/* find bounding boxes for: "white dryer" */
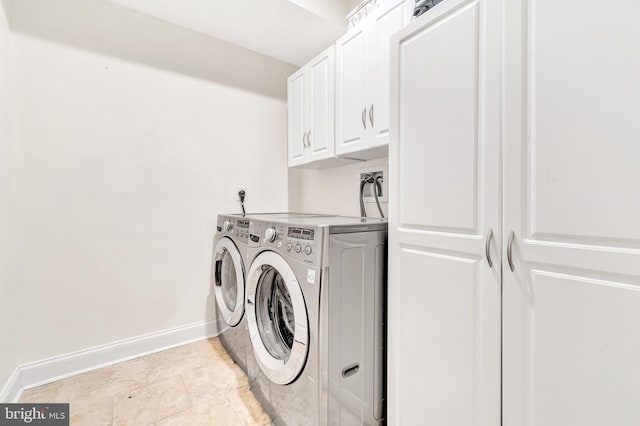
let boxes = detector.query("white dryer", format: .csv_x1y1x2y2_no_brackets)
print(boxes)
245,216,388,426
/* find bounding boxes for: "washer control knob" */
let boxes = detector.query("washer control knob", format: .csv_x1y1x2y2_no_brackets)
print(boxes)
286,243,292,251
223,220,233,232
304,245,312,255
264,227,278,243
295,244,302,253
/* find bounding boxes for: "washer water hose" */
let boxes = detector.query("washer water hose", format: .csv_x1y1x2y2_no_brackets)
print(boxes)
359,179,368,217
359,174,385,219
374,175,384,218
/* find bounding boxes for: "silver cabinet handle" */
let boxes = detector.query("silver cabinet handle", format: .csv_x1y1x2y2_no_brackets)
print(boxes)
485,228,494,268
362,107,367,129
302,131,307,148
304,131,311,148
369,104,374,127
507,230,515,272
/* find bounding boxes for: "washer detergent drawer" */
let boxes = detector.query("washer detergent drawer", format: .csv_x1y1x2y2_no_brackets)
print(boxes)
325,231,387,425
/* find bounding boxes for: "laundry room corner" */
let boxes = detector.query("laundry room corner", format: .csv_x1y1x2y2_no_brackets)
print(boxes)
0,0,19,399
288,157,389,217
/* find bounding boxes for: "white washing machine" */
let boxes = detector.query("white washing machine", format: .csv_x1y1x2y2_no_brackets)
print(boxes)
245,216,388,426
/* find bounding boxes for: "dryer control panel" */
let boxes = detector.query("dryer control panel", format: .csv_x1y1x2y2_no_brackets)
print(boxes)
216,215,250,243
249,221,321,265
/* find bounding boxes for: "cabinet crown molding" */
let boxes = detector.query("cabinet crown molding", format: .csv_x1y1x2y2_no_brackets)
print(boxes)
347,0,383,30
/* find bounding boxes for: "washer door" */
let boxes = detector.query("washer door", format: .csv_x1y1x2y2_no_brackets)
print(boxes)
246,251,309,385
213,237,245,327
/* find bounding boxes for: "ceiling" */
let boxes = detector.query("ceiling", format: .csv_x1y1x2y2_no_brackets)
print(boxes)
107,0,352,66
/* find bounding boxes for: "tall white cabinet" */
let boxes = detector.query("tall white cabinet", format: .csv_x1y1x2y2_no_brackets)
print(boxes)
502,0,640,425
389,0,640,425
388,0,501,424
335,0,410,159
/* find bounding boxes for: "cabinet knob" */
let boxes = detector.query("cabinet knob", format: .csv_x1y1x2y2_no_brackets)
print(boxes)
362,107,367,130
369,104,374,127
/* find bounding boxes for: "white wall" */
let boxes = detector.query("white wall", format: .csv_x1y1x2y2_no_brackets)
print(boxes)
289,157,388,217
0,0,17,390
347,0,365,12
8,0,296,366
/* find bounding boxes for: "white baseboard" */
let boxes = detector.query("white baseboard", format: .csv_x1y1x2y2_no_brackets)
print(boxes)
0,367,22,403
0,319,220,402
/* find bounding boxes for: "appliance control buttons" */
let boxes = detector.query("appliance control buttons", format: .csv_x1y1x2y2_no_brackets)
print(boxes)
304,245,312,255
295,244,302,253
223,220,233,232
264,227,278,243
286,243,292,251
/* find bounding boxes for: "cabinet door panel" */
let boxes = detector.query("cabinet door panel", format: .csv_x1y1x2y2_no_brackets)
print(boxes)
307,46,335,162
395,247,481,425
396,1,478,232
336,27,367,155
503,1,640,425
369,0,407,148
388,0,501,425
287,69,307,166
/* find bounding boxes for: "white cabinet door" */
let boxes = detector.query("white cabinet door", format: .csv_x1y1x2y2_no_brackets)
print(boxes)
388,0,502,425
307,46,335,163
502,1,640,425
287,68,307,167
368,0,408,148
336,26,368,156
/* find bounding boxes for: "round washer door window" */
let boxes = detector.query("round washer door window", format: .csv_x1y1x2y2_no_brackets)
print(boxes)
246,250,309,385
213,237,245,327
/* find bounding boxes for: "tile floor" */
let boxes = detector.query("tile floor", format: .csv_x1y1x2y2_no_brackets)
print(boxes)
20,338,271,425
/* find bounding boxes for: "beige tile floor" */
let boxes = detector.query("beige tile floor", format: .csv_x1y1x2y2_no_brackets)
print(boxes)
20,338,271,426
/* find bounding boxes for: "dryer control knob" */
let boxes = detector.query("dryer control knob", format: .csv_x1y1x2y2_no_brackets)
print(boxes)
223,220,233,232
264,227,278,243
304,245,312,255
295,244,302,253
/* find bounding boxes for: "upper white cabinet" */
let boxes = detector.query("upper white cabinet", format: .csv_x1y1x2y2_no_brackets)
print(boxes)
287,46,337,167
336,0,410,159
